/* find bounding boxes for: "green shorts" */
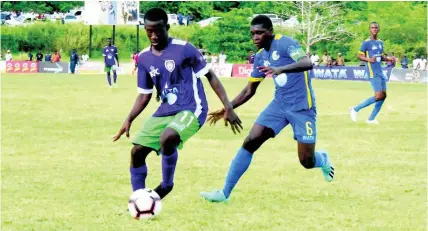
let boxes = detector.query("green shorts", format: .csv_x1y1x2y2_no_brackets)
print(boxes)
132,110,201,155
105,65,117,72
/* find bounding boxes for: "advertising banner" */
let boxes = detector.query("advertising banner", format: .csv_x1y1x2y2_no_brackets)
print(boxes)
389,68,428,83
309,66,392,81
210,63,233,78
231,64,253,78
6,61,38,73
38,62,69,74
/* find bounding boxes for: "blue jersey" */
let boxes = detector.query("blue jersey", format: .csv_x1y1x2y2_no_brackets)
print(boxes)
103,45,118,66
359,38,385,78
250,34,315,111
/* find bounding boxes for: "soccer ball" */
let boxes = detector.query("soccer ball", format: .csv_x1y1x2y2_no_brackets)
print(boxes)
128,188,162,220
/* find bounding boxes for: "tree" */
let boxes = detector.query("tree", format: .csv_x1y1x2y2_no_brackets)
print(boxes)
296,1,354,53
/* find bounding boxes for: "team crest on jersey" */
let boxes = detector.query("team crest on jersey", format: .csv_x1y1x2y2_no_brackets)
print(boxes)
164,60,175,72
272,51,280,60
372,45,378,50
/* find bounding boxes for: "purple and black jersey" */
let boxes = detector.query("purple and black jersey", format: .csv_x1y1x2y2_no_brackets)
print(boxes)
103,45,118,66
137,38,210,123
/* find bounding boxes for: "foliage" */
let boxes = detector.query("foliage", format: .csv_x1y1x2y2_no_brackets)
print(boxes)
0,1,83,13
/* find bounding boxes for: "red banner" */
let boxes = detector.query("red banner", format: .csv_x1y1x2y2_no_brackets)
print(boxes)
231,64,253,78
6,61,38,73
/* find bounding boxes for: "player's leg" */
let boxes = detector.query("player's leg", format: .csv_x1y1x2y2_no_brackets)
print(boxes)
288,108,334,182
130,144,153,191
105,66,112,87
112,68,118,87
367,77,387,123
349,78,378,122
201,100,287,202
154,110,203,199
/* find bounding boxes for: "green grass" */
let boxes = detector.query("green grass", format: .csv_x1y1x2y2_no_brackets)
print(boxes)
2,74,427,231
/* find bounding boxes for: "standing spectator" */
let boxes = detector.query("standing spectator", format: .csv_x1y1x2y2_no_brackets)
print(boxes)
247,50,255,64
5,50,12,61
412,55,421,70
178,13,184,25
27,51,34,61
131,51,139,75
210,53,218,63
186,14,191,26
337,53,345,66
36,49,43,62
69,49,79,74
52,50,61,62
400,55,408,69
310,53,319,66
322,51,331,66
420,56,427,70
45,51,52,62
219,50,227,64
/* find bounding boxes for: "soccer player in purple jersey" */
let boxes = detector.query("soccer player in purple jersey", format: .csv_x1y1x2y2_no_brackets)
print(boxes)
201,15,335,203
103,38,120,88
113,8,242,199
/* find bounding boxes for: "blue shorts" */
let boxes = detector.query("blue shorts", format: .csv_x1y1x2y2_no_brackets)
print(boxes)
370,75,387,92
255,100,317,144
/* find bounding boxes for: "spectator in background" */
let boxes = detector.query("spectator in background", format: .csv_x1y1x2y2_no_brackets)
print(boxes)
5,50,12,61
27,51,34,61
248,50,255,64
337,53,345,66
131,51,138,75
36,49,43,62
52,50,61,62
186,14,192,26
70,49,79,74
45,51,52,62
219,50,227,64
322,51,331,66
420,56,427,70
412,55,421,70
210,53,218,63
310,52,319,66
400,55,408,69
178,13,184,25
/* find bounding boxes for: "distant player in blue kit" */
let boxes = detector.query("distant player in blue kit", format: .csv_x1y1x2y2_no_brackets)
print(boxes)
350,22,393,124
103,38,120,88
112,8,242,199
200,15,335,202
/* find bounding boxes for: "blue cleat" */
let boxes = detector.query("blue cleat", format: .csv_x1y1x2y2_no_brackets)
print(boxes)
200,189,229,203
321,152,335,182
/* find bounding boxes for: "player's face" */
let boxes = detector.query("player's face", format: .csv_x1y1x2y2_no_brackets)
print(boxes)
250,24,272,49
370,24,379,36
144,20,169,50
107,39,112,46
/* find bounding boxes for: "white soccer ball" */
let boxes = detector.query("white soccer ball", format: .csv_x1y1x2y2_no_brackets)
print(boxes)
128,188,162,220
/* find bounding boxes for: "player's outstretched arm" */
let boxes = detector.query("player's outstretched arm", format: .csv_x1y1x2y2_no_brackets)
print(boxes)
205,69,243,134
113,93,152,141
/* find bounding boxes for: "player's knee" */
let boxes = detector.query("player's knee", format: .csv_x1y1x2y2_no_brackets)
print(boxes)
160,129,180,155
375,93,386,101
131,145,151,167
299,156,315,169
242,135,261,153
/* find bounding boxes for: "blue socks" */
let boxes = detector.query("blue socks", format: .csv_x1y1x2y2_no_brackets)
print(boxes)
130,165,148,191
107,73,112,86
222,148,253,198
314,151,327,168
113,72,117,83
368,100,384,120
161,150,178,188
354,96,376,112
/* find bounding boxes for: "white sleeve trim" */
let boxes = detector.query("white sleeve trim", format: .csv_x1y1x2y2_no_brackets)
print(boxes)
138,87,153,94
194,64,210,78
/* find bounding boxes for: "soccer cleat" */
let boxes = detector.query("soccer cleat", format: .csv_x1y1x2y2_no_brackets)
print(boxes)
113,83,118,88
349,107,358,122
108,85,113,89
200,189,229,203
154,183,174,199
321,153,335,182
366,119,379,125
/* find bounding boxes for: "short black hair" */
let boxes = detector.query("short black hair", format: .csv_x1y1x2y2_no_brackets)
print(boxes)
144,8,168,24
251,15,273,30
369,21,379,28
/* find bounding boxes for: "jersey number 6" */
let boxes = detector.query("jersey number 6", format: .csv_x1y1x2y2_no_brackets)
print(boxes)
305,121,313,136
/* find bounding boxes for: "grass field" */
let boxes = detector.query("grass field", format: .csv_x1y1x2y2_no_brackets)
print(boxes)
2,73,427,231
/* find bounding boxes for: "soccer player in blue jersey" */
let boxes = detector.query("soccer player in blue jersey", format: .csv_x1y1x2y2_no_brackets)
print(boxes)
350,22,393,124
103,38,120,88
200,15,335,203
112,8,242,199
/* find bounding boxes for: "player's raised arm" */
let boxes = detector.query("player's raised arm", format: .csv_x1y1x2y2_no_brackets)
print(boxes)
113,64,153,141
